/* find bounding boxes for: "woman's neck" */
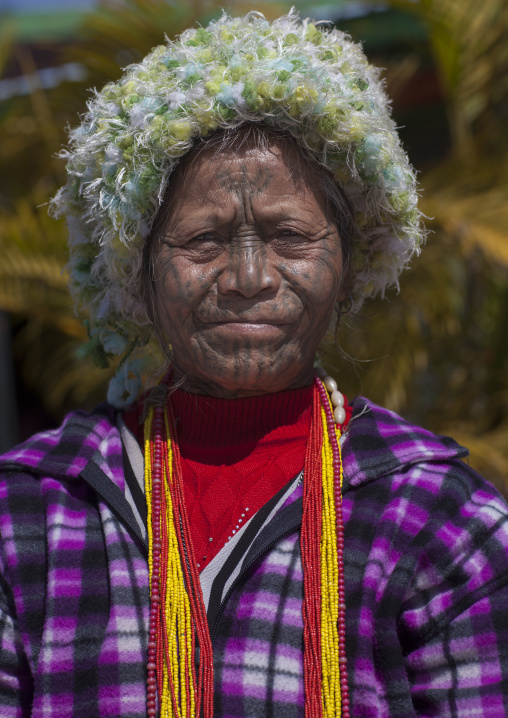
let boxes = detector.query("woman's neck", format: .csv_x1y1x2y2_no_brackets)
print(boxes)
170,385,314,457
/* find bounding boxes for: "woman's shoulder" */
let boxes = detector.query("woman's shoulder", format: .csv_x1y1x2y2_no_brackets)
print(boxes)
344,398,508,583
344,396,506,508
0,402,120,481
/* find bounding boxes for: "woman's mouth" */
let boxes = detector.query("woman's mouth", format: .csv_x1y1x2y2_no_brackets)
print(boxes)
202,319,290,338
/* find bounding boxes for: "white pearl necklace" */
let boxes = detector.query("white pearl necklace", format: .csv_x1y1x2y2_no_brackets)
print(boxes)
315,368,347,425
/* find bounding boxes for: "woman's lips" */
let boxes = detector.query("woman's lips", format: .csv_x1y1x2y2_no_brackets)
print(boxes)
204,320,288,337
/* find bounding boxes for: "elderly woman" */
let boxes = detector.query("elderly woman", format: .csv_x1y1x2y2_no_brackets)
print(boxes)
1,11,508,718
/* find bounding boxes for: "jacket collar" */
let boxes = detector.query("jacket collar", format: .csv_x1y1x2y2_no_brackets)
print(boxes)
0,398,468,494
343,397,469,490
0,403,125,490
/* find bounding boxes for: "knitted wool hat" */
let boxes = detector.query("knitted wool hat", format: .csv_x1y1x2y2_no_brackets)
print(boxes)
51,10,424,408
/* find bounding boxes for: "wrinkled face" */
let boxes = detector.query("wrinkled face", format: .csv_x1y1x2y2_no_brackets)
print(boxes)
152,138,345,398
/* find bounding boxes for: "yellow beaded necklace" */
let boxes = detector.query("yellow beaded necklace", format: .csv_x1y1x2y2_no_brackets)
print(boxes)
143,374,349,717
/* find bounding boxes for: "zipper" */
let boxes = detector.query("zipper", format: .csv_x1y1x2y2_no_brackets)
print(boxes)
84,457,351,641
209,526,299,643
209,482,352,645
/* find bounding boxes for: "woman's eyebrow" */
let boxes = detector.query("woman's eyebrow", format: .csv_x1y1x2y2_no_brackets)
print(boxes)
166,205,320,235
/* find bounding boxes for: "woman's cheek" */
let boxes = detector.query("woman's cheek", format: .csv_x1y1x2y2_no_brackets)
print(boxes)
286,254,341,307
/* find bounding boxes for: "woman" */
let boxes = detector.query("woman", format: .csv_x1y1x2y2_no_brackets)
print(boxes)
1,11,508,718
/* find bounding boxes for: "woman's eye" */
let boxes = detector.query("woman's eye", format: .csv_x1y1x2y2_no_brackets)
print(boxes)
192,232,216,242
277,229,305,241
186,232,223,248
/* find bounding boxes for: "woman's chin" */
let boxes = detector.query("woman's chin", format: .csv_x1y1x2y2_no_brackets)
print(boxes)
175,354,313,398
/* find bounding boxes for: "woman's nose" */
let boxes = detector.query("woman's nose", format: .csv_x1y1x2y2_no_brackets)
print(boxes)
217,238,280,299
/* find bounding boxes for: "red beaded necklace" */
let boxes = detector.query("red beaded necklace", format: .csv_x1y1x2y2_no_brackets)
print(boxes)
144,373,350,717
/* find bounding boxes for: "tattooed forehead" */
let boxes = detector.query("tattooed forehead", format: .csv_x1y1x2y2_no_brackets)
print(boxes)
177,141,313,197
216,164,274,195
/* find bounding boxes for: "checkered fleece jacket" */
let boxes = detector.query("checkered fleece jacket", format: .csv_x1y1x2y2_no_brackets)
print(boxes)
1,398,508,716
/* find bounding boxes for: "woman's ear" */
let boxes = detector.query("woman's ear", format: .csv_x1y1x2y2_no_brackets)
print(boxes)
336,293,353,316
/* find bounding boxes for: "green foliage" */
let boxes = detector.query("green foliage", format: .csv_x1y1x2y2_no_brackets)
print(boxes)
0,199,111,412
386,0,508,151
65,0,289,88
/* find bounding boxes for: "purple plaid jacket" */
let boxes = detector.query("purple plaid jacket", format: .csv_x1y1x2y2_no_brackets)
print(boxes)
1,398,508,717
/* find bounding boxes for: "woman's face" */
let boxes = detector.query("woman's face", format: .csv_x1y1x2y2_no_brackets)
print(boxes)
152,137,345,397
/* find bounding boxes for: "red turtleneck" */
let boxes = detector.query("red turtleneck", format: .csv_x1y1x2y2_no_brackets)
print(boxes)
123,386,314,568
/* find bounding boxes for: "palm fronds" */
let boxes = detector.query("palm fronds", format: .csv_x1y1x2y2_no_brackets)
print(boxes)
0,201,68,312
0,200,111,411
386,0,508,150
421,157,508,265
66,0,289,86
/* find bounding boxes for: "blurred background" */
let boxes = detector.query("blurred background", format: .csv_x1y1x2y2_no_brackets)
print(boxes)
0,0,507,495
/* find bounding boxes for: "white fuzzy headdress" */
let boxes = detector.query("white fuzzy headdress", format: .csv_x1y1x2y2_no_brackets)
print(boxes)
51,10,424,407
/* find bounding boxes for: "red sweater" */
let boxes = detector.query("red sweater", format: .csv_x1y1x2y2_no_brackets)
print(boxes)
124,386,313,567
